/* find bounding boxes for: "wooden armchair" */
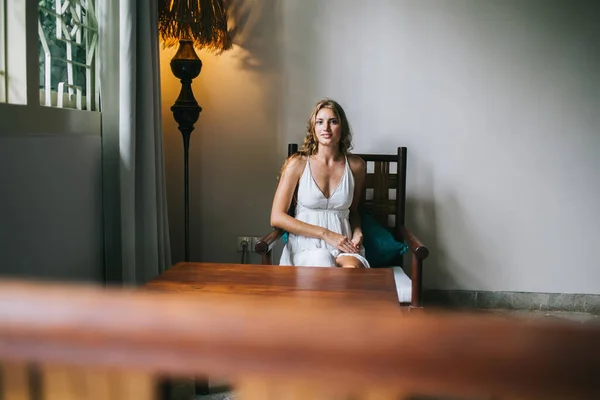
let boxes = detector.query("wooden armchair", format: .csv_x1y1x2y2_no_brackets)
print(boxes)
255,144,429,308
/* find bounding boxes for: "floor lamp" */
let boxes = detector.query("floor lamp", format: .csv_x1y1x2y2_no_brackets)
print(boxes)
158,1,231,395
158,0,232,262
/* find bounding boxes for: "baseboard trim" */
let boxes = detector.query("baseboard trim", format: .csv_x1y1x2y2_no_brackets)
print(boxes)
423,289,600,315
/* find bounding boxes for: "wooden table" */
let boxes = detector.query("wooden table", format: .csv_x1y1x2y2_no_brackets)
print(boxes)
144,262,400,306
145,262,401,397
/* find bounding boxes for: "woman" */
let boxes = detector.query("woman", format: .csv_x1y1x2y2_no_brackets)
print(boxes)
270,99,370,268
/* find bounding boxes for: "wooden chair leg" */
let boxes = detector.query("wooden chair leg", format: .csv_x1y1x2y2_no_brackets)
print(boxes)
411,254,423,308
261,250,273,265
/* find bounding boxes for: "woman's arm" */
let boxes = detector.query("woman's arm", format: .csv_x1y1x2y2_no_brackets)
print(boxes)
348,155,367,248
270,156,327,240
270,156,358,254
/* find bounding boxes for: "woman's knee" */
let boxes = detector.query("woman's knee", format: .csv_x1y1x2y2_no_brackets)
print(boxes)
336,255,366,269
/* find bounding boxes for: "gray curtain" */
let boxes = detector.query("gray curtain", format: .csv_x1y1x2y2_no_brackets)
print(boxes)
99,0,171,285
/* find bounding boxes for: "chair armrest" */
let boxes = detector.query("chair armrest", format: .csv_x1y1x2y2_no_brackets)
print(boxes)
401,226,429,260
255,228,284,255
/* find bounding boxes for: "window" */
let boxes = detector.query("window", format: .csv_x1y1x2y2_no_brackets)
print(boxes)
0,0,98,110
0,0,101,136
38,0,98,111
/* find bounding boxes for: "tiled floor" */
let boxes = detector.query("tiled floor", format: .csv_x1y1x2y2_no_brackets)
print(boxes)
195,309,599,400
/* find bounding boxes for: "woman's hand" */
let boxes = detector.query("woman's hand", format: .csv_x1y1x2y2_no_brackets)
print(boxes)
350,231,363,251
323,230,359,254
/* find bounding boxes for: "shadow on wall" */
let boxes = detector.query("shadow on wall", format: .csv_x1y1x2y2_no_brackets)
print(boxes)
404,167,486,291
227,0,282,73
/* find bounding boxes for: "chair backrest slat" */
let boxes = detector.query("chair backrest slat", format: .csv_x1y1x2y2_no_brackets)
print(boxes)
364,173,398,190
356,147,408,242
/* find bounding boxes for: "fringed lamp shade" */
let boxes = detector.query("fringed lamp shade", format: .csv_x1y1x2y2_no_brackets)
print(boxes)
158,0,232,52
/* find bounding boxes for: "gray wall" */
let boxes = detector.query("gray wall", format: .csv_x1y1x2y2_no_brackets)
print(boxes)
0,113,104,283
162,0,600,294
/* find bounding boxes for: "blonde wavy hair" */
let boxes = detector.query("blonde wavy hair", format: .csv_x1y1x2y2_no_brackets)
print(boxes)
279,99,354,179
297,98,353,156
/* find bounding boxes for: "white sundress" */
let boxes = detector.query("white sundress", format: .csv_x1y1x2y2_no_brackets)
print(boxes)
279,156,370,268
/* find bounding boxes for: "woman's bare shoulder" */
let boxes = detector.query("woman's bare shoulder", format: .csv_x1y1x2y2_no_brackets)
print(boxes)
281,154,308,178
347,154,366,173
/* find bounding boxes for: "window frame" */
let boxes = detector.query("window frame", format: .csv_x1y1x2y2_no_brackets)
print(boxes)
0,0,6,103
38,0,100,111
0,0,101,137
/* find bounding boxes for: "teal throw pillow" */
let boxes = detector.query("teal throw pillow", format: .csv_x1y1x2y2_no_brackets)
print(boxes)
360,210,408,267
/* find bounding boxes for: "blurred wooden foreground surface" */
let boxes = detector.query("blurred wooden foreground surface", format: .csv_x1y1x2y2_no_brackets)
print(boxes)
0,278,598,400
